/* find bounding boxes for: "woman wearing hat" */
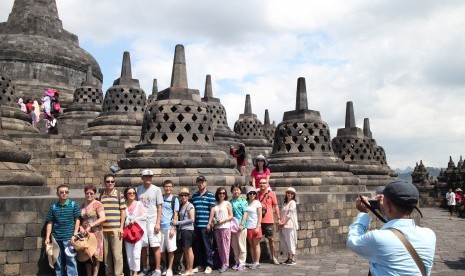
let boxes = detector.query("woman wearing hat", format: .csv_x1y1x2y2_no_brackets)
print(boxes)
278,187,299,265
251,154,270,188
123,187,147,276
79,185,106,276
172,188,195,276
245,186,262,270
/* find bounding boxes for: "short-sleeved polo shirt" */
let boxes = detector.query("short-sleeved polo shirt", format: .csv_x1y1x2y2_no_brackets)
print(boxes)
230,196,248,226
45,199,80,241
100,189,126,232
191,190,216,229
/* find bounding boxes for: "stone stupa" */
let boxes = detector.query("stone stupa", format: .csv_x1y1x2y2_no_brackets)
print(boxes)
116,45,242,187
331,102,395,188
59,66,103,136
262,109,276,146
0,0,102,105
201,74,239,149
268,77,360,188
0,104,44,186
233,94,272,158
0,72,38,134
147,79,158,105
82,52,146,137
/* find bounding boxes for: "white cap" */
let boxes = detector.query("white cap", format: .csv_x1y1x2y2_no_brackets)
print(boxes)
141,169,154,176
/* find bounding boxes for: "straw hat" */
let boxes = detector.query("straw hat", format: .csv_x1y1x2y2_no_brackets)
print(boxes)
455,188,463,192
73,233,97,262
285,187,299,203
46,236,59,268
179,187,190,196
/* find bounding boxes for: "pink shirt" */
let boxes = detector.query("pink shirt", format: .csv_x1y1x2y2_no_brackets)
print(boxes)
251,168,271,188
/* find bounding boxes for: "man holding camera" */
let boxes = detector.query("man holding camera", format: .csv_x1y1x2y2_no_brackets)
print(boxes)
347,180,436,275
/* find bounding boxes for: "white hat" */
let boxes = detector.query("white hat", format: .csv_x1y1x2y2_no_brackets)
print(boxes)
141,169,154,176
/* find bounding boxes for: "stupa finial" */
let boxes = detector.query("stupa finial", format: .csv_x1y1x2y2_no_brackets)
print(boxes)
170,44,188,88
152,79,158,95
264,109,271,125
244,94,252,115
296,77,308,110
345,101,356,128
363,118,372,138
121,51,132,80
204,75,213,98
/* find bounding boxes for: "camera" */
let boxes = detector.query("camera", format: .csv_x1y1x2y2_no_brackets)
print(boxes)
368,199,380,209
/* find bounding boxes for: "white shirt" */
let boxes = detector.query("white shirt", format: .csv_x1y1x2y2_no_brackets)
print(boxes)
246,200,262,229
446,191,456,206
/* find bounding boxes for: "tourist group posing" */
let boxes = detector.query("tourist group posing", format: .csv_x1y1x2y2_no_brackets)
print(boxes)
44,164,299,276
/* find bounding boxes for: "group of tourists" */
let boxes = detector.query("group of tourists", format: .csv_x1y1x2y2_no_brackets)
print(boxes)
445,187,464,218
17,88,61,133
45,169,299,276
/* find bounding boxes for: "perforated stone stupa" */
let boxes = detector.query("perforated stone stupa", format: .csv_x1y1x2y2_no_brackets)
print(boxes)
82,52,146,137
0,72,38,134
0,104,44,186
59,66,103,136
201,75,239,148
116,45,242,186
331,101,395,188
263,109,276,146
233,94,272,157
0,0,102,105
268,77,360,187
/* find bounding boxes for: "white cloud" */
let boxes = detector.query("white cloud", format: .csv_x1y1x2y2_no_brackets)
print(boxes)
2,0,465,170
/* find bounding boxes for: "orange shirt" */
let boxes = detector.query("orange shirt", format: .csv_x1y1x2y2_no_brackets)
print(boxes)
257,190,278,224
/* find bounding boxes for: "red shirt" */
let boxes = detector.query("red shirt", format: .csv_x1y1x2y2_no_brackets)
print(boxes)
257,190,277,224
251,168,271,188
230,148,246,166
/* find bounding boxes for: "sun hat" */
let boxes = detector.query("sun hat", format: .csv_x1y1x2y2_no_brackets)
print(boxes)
73,232,98,262
285,187,299,203
141,169,154,176
252,154,269,167
245,186,257,195
383,180,422,217
46,237,59,268
455,188,463,192
123,222,145,244
179,187,190,196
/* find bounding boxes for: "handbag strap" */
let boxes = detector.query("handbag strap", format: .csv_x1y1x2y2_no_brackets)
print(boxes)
389,228,426,276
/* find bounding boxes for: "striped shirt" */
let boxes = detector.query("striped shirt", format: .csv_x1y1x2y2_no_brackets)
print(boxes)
100,189,126,232
45,199,80,241
191,190,215,229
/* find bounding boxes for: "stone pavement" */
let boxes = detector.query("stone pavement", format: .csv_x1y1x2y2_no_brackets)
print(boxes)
211,207,465,276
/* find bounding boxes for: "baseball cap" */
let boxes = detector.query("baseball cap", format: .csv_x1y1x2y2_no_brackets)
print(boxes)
196,176,206,182
141,169,153,176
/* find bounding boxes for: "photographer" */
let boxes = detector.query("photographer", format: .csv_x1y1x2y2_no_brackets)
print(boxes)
347,180,436,276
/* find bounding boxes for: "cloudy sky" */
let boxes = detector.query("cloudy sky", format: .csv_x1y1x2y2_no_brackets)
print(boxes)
1,0,465,170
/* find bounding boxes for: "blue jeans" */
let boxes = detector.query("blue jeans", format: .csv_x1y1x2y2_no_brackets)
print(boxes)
193,228,213,268
54,240,78,276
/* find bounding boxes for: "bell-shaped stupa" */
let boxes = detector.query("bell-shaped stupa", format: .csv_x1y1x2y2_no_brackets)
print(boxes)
268,77,360,187
59,66,103,136
262,109,276,146
0,72,38,134
233,94,272,157
201,75,239,148
116,45,242,186
0,104,44,186
0,0,102,105
331,102,395,188
82,52,146,137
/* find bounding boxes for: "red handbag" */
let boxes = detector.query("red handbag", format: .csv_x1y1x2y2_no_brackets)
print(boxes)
123,222,144,243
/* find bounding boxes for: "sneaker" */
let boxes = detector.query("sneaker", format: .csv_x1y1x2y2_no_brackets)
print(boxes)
219,267,228,273
237,264,245,271
281,259,290,265
251,263,260,270
231,264,239,270
166,269,173,276
286,260,296,266
152,270,162,276
139,268,150,276
204,266,212,274
192,266,201,273
272,257,280,265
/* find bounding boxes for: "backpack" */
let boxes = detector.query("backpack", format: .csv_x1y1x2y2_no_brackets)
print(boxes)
164,195,179,220
51,200,76,212
53,101,61,112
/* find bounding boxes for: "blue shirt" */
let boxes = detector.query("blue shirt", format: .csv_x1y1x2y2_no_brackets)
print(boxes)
347,213,436,276
161,195,180,230
191,190,216,228
230,196,248,226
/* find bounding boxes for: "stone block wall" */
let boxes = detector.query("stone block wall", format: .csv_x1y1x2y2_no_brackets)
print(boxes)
11,134,139,188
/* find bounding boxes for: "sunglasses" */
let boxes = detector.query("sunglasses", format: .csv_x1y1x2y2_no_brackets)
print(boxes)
259,182,267,185
85,192,95,195
180,194,189,197
248,192,257,195
59,191,69,195
106,180,115,183
127,192,136,195
218,192,226,195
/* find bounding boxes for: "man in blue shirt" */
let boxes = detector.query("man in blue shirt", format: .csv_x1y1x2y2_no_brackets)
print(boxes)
45,184,80,276
190,176,216,274
160,180,179,276
347,180,436,275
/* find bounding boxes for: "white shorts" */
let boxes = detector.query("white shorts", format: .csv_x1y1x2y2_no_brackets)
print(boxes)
143,223,161,248
160,229,177,253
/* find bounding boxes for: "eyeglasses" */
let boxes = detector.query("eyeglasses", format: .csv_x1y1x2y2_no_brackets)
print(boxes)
164,186,173,189
85,192,95,195
106,180,115,183
127,192,135,195
259,182,267,185
180,194,189,197
59,191,69,195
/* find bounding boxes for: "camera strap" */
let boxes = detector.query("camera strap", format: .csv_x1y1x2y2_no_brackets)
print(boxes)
359,196,387,223
389,228,426,276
